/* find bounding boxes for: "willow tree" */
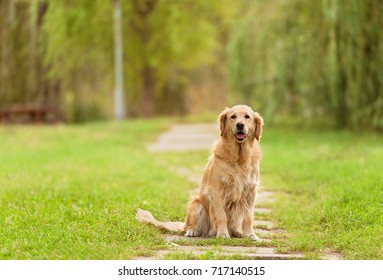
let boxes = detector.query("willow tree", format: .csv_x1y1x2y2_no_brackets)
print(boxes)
227,0,383,131
1,0,38,105
124,0,231,117
40,0,229,119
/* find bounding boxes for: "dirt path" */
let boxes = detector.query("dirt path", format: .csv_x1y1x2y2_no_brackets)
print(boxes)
142,123,340,260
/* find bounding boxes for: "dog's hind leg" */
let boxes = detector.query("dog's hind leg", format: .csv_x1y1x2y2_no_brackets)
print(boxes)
184,199,210,237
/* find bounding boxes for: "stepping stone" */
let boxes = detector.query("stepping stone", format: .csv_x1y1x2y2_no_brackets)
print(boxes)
321,249,344,260
255,208,272,214
148,124,218,152
254,220,274,229
254,228,275,235
257,192,276,199
155,245,304,260
164,234,209,242
164,234,272,244
256,192,277,204
132,256,157,260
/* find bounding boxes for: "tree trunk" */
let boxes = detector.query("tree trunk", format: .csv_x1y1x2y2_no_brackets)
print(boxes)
141,65,154,118
334,17,348,128
132,0,158,118
0,0,15,103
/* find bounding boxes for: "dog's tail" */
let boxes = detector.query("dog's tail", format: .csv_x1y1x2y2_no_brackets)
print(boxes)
136,208,185,232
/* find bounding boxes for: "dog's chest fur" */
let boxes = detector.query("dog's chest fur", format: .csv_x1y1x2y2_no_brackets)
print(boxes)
219,161,258,202
201,137,261,206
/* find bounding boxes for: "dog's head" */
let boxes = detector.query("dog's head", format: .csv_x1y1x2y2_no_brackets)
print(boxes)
219,105,263,143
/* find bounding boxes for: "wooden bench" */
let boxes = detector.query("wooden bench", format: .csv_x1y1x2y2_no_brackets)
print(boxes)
0,105,52,124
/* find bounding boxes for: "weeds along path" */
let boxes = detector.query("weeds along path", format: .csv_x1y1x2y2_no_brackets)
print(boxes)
143,123,312,260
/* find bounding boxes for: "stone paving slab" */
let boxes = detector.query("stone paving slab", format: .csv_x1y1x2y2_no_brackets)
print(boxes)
256,191,277,204
163,234,273,245
164,234,209,242
257,191,275,199
255,228,276,235
254,220,274,229
254,207,272,214
148,123,218,152
155,247,304,260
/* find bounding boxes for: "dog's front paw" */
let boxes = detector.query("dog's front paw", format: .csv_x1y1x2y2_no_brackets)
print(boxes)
216,232,230,239
208,229,216,237
185,229,200,237
231,230,243,238
244,233,261,241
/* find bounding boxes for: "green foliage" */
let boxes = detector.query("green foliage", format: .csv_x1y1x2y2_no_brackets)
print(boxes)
227,0,383,131
42,0,113,79
227,11,256,103
0,0,35,104
2,0,382,129
39,0,228,117
1,0,235,119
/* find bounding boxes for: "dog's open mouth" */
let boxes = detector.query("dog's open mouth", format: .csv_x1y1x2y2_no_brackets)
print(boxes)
235,132,247,142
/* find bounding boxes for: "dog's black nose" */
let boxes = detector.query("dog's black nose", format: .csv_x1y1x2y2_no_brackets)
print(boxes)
236,122,244,130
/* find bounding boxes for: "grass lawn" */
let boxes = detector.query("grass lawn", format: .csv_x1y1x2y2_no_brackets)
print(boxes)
1,120,382,259
262,128,383,259
0,120,194,259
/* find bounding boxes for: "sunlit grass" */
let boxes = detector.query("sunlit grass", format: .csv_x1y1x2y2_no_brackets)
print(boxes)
0,120,192,259
1,121,382,259
261,127,383,259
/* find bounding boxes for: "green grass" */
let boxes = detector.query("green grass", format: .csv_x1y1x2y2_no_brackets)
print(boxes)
261,128,383,259
0,120,194,259
1,120,382,259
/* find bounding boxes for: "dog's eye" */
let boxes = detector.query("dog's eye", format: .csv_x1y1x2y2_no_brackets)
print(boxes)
244,114,250,119
230,115,237,119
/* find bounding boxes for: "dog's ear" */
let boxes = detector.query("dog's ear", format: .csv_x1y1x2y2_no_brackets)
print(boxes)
219,107,230,136
253,112,264,141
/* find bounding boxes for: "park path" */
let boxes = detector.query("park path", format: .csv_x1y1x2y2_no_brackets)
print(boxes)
142,123,341,260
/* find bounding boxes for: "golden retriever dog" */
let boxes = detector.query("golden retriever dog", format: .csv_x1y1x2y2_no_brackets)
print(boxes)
136,105,264,241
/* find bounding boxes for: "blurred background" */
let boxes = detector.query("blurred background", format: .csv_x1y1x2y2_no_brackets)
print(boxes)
0,0,382,130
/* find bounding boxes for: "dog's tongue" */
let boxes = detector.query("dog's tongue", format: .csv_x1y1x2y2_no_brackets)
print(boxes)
236,133,246,139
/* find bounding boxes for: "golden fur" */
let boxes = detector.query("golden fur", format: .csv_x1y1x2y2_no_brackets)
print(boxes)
136,105,264,240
